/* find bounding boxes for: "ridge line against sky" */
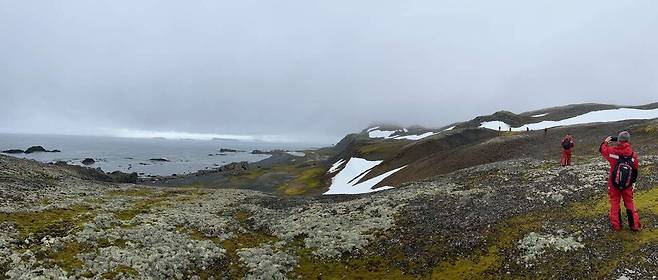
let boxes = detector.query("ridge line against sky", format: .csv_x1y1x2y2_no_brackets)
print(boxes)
1,0,657,143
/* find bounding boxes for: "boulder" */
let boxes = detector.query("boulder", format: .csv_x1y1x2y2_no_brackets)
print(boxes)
1,149,24,154
218,161,249,175
108,171,138,183
149,158,170,162
81,158,95,165
24,146,48,154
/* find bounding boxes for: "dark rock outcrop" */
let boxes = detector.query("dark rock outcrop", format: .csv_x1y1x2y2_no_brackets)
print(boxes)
24,146,48,154
107,171,138,183
21,146,60,154
1,149,24,154
194,161,249,176
220,148,240,153
218,161,249,175
150,158,170,162
81,158,96,165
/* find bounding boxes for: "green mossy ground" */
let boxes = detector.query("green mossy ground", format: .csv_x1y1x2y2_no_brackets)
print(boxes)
357,141,408,159
0,205,94,240
276,167,326,196
101,265,139,279
276,184,658,279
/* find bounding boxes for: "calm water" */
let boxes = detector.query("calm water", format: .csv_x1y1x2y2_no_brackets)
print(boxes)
0,133,318,176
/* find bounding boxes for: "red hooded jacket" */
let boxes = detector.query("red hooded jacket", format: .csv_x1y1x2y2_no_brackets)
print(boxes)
600,142,639,184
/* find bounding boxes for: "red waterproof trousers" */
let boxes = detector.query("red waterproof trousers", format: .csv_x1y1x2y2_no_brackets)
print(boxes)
608,186,641,230
561,149,572,166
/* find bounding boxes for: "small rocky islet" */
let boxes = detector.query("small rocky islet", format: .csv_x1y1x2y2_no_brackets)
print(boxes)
1,146,60,154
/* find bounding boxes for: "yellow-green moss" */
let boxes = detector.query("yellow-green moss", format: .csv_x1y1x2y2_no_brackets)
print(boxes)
0,205,94,240
431,247,501,280
96,238,128,249
115,198,165,221
643,123,657,135
277,167,326,196
294,249,414,280
357,141,407,158
101,265,138,279
106,188,155,197
48,242,94,273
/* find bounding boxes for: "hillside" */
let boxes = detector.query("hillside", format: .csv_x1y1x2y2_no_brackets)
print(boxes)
327,103,658,194
146,103,658,197
2,144,658,278
2,102,658,279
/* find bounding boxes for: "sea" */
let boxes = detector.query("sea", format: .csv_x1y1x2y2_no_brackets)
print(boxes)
0,133,320,177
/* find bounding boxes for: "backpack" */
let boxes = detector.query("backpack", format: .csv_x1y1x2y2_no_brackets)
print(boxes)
561,139,572,150
611,155,636,189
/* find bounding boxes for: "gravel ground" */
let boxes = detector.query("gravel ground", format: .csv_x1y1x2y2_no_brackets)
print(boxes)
1,154,658,279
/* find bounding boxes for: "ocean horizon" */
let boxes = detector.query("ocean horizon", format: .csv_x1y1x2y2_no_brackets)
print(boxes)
0,133,322,177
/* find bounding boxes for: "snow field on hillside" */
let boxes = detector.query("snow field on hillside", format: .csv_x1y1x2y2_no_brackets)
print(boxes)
324,157,405,195
480,108,658,131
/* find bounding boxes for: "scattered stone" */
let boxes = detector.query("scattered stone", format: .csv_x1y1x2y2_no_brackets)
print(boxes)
82,158,96,165
149,158,170,162
1,149,24,154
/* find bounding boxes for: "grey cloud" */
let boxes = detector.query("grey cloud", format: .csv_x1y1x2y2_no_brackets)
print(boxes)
1,0,656,144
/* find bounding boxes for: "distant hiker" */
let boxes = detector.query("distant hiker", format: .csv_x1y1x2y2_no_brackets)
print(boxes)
560,134,574,166
508,127,511,132
600,132,641,231
526,127,530,132
544,128,548,136
498,126,501,131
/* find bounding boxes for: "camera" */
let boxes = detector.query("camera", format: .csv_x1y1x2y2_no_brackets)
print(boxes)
610,136,618,142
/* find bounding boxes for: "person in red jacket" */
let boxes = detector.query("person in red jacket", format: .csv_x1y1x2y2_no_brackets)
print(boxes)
600,131,641,231
561,134,575,166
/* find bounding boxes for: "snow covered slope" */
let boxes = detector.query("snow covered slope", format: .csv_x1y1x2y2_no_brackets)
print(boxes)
324,157,406,195
367,127,439,141
480,108,658,131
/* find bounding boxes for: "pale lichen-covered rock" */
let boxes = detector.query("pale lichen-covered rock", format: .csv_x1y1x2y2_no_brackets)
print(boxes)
517,230,584,266
237,242,297,280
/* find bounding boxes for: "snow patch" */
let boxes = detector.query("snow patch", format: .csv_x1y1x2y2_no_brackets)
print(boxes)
369,129,437,140
286,152,305,157
394,132,435,140
443,126,456,131
481,108,658,131
480,121,511,131
324,157,406,195
328,159,347,174
368,129,398,139
531,113,549,118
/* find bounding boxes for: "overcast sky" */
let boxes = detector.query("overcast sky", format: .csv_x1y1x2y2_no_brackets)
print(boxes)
1,0,657,143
